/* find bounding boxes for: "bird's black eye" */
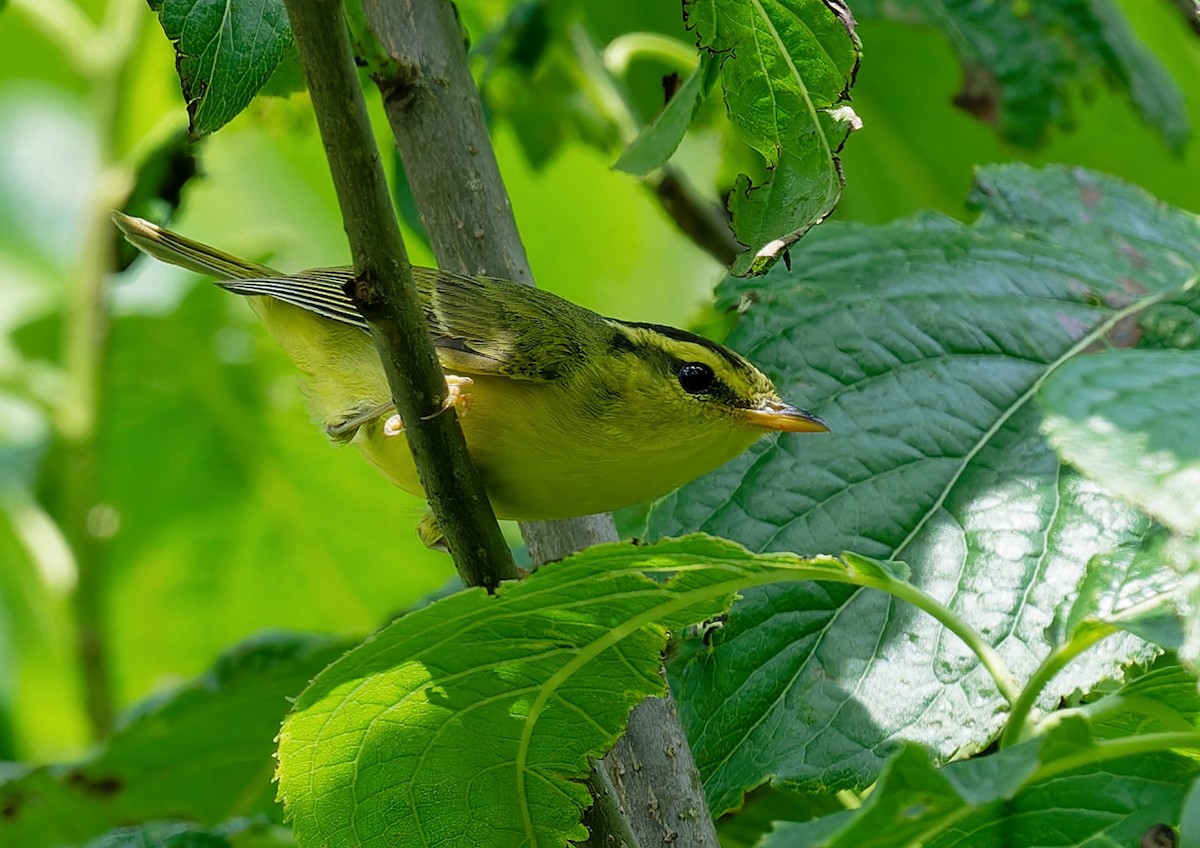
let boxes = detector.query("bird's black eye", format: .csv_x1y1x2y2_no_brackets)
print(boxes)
677,362,715,394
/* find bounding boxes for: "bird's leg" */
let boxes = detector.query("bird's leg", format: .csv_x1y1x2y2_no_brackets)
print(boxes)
325,400,395,443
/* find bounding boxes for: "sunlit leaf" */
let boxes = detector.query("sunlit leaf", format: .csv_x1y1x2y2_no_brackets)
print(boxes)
277,536,852,848
1041,349,1200,537
650,164,1200,812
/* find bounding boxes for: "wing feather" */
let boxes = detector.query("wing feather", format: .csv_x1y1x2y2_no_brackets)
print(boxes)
219,267,600,382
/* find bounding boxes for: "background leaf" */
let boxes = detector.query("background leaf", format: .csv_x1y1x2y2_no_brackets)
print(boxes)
0,632,347,847
649,164,1200,812
148,0,294,135
852,0,1190,150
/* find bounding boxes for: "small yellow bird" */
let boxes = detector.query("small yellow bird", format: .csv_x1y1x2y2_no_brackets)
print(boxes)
114,212,827,543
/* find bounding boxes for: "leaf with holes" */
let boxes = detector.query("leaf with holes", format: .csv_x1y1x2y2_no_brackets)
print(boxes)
649,164,1200,813
687,0,861,274
149,0,293,135
276,536,865,848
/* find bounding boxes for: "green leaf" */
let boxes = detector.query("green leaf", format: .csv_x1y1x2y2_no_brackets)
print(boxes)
1058,530,1187,649
687,0,860,274
1183,775,1200,848
765,711,1200,848
852,0,1190,151
614,55,709,175
93,282,449,700
0,632,347,847
84,818,294,848
148,0,293,136
1041,349,1200,537
276,536,852,848
649,164,1200,812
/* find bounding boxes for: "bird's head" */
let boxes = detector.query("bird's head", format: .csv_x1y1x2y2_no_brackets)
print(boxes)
596,320,828,448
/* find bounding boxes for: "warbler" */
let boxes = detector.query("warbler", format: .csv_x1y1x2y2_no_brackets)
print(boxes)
113,213,828,544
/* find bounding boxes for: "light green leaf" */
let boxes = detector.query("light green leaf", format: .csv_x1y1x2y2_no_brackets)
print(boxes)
852,0,1190,150
0,632,347,847
614,54,709,175
1041,349,1200,537
687,0,860,274
649,164,1200,812
277,536,853,848
1058,530,1187,649
148,0,293,136
94,282,449,701
765,706,1200,848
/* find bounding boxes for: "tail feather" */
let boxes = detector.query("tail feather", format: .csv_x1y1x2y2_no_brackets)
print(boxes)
111,211,279,280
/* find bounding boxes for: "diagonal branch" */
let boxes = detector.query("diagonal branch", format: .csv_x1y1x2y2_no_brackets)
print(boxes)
280,0,516,591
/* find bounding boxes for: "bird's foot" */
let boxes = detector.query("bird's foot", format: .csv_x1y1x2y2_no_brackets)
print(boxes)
326,400,395,443
423,375,475,420
416,511,449,553
378,375,476,439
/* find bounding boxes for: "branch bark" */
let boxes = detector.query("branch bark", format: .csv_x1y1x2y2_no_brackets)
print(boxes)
281,0,517,591
356,2,719,844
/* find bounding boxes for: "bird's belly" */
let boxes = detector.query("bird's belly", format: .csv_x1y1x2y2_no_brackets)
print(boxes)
353,376,757,521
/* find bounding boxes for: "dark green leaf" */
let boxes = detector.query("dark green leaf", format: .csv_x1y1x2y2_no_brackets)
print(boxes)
853,0,1190,150
148,0,293,136
765,714,1200,847
1041,349,1200,536
614,55,709,175
83,818,294,848
277,536,852,848
650,164,1200,812
0,632,347,847
687,0,861,273
1182,775,1200,848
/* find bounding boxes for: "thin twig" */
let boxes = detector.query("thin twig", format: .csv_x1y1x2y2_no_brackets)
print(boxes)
280,0,517,591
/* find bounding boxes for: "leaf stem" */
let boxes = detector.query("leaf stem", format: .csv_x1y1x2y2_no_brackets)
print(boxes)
854,569,1022,706
569,26,741,267
602,32,699,77
999,623,1116,748
1043,693,1200,736
280,0,517,590
1031,731,1200,782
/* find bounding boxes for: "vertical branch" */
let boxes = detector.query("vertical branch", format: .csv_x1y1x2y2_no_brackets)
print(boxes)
360,0,619,565
280,0,517,591
52,0,143,740
356,2,720,844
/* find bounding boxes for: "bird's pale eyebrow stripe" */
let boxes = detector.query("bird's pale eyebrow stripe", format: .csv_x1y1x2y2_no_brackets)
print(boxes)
616,320,754,374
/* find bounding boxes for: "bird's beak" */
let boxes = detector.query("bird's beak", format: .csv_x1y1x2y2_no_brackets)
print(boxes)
743,399,829,433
